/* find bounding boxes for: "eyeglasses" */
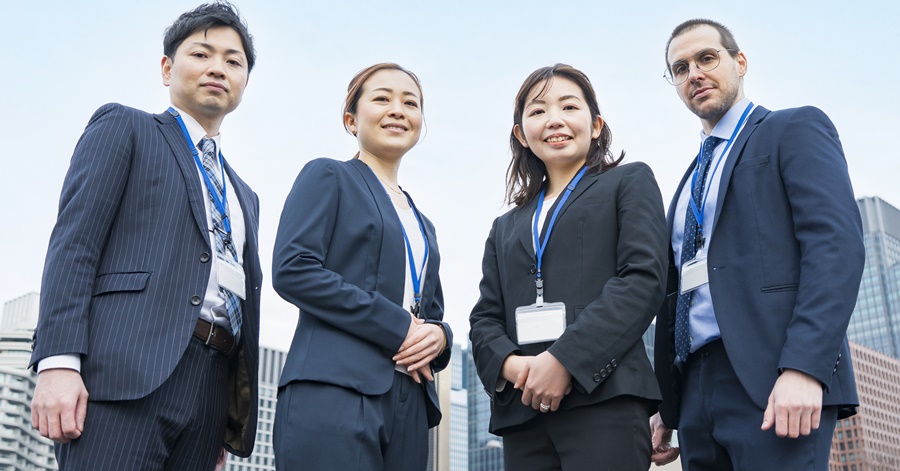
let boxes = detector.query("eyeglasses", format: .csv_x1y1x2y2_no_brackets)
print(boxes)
664,48,736,85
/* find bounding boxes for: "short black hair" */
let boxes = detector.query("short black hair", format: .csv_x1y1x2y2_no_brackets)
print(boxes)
665,18,740,68
163,1,256,72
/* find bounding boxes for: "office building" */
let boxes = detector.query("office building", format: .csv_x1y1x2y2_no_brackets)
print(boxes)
466,347,503,471
849,196,900,357
449,344,468,471
830,341,900,471
0,294,57,470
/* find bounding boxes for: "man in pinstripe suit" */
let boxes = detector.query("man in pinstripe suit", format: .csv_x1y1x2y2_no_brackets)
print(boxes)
29,3,261,469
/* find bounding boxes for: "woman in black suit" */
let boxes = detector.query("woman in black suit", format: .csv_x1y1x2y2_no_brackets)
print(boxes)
272,63,452,471
469,64,668,470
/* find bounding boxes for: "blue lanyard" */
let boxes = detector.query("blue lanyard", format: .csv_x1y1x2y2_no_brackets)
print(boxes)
168,107,231,235
532,166,588,303
689,102,754,232
398,193,429,317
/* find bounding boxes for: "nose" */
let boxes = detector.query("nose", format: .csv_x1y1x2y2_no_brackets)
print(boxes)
206,57,226,78
686,61,706,82
545,110,564,128
387,99,405,119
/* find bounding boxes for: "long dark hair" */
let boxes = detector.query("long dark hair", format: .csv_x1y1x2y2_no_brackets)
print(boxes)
506,64,623,206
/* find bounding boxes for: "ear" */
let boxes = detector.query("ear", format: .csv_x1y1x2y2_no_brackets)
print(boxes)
513,124,528,148
735,51,748,77
161,56,173,86
592,115,604,140
344,112,358,135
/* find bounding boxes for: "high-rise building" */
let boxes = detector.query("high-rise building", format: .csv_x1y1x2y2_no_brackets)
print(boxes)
465,347,503,471
830,341,900,471
449,344,468,471
0,294,57,470
427,365,451,471
849,196,900,357
226,345,286,471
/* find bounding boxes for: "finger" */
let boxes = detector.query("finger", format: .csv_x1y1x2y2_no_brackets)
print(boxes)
31,401,39,430
761,393,775,431
74,393,88,436
775,403,790,438
810,405,821,431
549,396,561,412
410,369,422,384
514,364,530,390
418,367,434,382
798,407,812,437
520,386,533,407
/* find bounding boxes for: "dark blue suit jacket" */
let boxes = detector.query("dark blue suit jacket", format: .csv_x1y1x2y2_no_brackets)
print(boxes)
30,103,261,456
470,162,668,433
655,106,863,428
272,158,452,428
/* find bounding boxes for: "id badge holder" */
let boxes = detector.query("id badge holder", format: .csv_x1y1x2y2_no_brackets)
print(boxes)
515,301,567,345
217,255,247,300
679,254,709,295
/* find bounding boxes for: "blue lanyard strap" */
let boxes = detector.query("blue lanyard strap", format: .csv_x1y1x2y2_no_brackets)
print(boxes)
168,107,232,236
688,102,754,232
532,166,588,303
398,193,429,317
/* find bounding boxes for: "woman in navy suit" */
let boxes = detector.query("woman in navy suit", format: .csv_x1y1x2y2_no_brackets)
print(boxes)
272,63,452,471
469,64,668,470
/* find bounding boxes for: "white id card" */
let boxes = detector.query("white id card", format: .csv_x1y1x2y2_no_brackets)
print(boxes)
217,255,247,300
679,256,709,295
515,302,567,345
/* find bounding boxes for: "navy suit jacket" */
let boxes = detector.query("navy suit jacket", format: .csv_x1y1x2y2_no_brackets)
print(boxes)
31,103,261,456
272,157,452,428
654,106,864,428
470,162,668,434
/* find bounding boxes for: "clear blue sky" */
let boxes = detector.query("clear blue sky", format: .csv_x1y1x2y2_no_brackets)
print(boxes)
2,0,897,351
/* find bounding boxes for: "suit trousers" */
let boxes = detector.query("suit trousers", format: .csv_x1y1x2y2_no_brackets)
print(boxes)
55,337,231,470
501,395,652,471
274,371,428,471
678,340,838,470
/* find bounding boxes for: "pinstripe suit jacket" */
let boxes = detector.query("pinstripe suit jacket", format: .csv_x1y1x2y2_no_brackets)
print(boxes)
30,103,261,456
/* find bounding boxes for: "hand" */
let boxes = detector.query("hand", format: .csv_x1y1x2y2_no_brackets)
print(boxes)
215,447,228,470
650,412,679,465
393,316,445,374
31,368,89,443
500,354,529,384
761,369,823,438
516,351,572,412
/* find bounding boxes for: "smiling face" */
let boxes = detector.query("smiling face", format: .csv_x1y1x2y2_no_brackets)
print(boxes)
344,69,423,161
513,77,603,174
667,25,746,132
162,26,249,134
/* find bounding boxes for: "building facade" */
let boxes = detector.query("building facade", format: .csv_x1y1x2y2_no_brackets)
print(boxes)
0,295,57,470
849,196,900,357
465,347,503,471
449,344,468,471
830,341,900,471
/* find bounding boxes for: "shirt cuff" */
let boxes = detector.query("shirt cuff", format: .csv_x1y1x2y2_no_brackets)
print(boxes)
37,354,81,373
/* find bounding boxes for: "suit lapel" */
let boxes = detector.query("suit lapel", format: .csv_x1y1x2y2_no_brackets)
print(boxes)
514,171,599,256
711,106,770,225
156,111,210,242
349,158,405,304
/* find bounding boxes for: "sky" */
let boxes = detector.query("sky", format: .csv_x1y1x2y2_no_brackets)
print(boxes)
2,0,898,353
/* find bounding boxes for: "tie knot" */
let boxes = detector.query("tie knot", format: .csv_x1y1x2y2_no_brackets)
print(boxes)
704,136,723,151
200,137,216,156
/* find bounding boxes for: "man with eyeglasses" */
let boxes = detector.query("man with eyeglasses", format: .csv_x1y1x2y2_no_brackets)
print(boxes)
650,18,863,470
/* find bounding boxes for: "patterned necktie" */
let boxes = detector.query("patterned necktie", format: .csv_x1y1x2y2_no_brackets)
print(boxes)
674,136,723,363
200,137,242,335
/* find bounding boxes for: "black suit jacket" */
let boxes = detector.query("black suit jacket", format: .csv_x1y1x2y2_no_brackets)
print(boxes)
470,162,668,433
654,106,863,428
31,103,261,456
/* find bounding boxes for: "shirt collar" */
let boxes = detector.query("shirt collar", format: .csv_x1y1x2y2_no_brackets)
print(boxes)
700,97,753,142
171,105,222,151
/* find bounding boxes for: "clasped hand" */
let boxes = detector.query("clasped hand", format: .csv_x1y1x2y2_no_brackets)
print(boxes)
393,314,445,383
504,352,572,412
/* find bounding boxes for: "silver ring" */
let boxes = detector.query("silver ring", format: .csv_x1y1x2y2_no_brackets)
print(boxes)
540,403,550,412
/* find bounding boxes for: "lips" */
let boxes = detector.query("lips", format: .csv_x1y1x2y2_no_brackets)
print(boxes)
382,123,408,132
544,134,572,143
692,86,714,99
202,82,227,93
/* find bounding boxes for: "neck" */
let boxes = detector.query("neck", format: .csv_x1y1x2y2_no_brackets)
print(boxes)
544,160,585,198
358,151,401,186
701,93,745,135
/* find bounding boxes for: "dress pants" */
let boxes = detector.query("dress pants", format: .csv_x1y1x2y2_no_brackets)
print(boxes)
55,337,232,470
678,340,838,471
502,395,652,471
274,371,428,471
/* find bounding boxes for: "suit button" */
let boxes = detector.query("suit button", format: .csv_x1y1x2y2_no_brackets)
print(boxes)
200,252,210,263
593,373,602,382
605,363,612,371
530,264,537,274
190,295,202,306
610,359,617,367
600,371,608,378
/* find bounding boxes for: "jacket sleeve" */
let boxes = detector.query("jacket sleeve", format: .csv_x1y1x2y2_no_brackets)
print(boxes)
271,159,411,353
31,103,135,368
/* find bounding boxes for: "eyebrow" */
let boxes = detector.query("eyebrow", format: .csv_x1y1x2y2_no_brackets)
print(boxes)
528,94,583,105
188,41,245,58
370,87,419,99
672,48,717,64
